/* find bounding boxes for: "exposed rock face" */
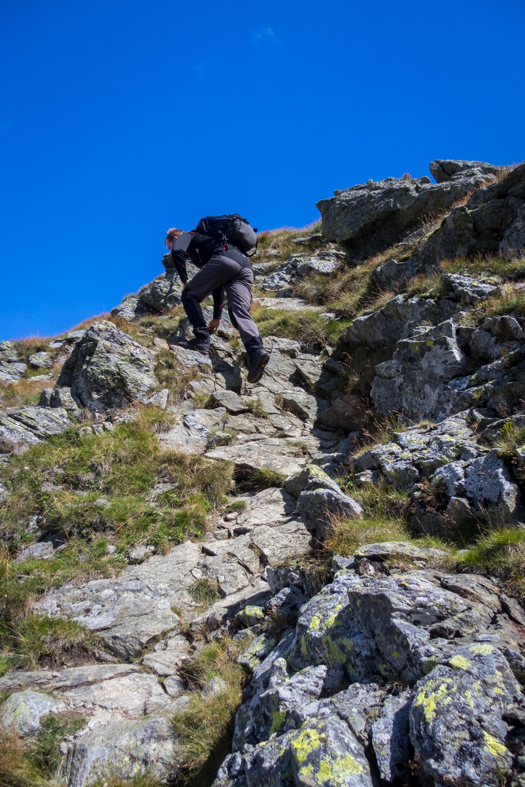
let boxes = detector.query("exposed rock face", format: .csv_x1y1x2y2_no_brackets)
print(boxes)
374,161,525,289
216,555,525,787
111,256,199,320
0,406,70,454
0,340,27,382
316,161,498,262
57,321,158,410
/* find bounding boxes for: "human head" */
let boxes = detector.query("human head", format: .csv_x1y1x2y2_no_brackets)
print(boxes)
165,227,184,250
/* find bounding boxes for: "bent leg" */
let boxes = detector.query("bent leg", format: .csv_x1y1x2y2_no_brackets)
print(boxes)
182,255,241,340
225,267,265,358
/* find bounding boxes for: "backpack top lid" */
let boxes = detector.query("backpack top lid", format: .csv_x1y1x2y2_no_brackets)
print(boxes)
195,214,258,256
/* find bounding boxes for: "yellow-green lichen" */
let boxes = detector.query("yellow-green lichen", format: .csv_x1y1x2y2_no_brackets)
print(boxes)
469,643,494,656
309,614,321,631
414,678,452,722
449,655,472,671
483,730,507,758
464,690,474,708
292,727,323,764
269,710,287,736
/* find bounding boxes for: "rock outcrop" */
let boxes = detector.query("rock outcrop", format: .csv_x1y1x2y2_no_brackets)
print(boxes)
316,159,504,262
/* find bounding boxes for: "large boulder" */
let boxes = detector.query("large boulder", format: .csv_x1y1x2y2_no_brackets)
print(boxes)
374,161,525,289
316,162,498,262
429,158,510,184
57,321,158,410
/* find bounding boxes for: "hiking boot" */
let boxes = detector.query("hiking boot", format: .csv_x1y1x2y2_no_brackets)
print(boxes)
177,336,211,356
247,351,270,383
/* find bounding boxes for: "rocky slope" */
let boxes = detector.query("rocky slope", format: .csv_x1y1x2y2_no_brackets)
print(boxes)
0,158,524,787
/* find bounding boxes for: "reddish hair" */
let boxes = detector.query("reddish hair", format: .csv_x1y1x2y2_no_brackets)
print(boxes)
165,227,184,243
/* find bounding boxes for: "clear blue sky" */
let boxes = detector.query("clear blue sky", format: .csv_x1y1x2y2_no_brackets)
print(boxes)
1,0,524,341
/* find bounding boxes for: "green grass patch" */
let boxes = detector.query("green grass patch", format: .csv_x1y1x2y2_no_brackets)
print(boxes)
454,527,525,605
172,637,248,787
256,221,323,264
252,307,348,349
187,579,221,609
0,712,85,787
236,467,287,492
0,407,233,671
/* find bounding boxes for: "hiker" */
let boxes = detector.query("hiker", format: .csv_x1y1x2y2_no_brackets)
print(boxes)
164,224,270,384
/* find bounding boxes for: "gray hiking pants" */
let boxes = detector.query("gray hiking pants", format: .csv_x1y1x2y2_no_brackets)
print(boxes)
181,249,265,358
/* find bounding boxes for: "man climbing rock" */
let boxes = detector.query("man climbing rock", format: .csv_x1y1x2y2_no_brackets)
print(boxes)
164,225,270,383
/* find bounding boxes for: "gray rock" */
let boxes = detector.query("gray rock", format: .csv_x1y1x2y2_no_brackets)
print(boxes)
297,488,363,538
441,273,499,304
0,340,27,382
211,389,249,414
62,716,178,787
39,386,81,411
57,321,158,410
1,689,64,738
317,394,364,431
61,671,174,721
374,161,525,289
429,158,509,184
410,643,518,786
370,320,466,421
285,464,341,498
0,406,70,454
371,692,412,783
15,541,55,563
464,449,519,518
142,633,190,677
37,541,201,658
202,676,228,697
0,664,140,694
29,351,53,369
316,166,494,262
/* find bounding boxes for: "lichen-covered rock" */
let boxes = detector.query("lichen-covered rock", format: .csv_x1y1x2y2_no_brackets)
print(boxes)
429,158,509,184
62,716,179,787
441,272,499,304
285,464,342,498
370,319,467,421
410,643,520,786
371,692,412,783
57,321,157,410
297,487,363,538
373,161,525,289
0,340,27,382
0,406,70,453
39,386,81,411
316,165,494,262
218,715,373,787
317,394,364,431
1,689,64,738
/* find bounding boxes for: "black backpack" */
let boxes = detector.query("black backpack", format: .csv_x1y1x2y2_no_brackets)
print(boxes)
195,214,258,256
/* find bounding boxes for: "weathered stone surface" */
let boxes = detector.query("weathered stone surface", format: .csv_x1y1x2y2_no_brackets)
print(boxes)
1,689,64,738
61,672,175,724
0,340,27,382
205,438,309,478
429,158,509,184
159,408,226,454
15,540,55,563
57,321,157,410
285,464,342,498
441,273,499,304
0,406,70,454
39,386,81,411
37,541,202,657
371,692,412,783
62,716,179,787
142,633,190,676
464,449,519,518
370,320,466,421
374,162,525,288
410,643,519,786
297,487,362,538
211,389,249,414
0,664,139,694
317,166,494,262
318,394,364,431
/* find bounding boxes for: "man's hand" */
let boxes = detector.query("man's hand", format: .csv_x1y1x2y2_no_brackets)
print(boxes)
207,318,221,334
